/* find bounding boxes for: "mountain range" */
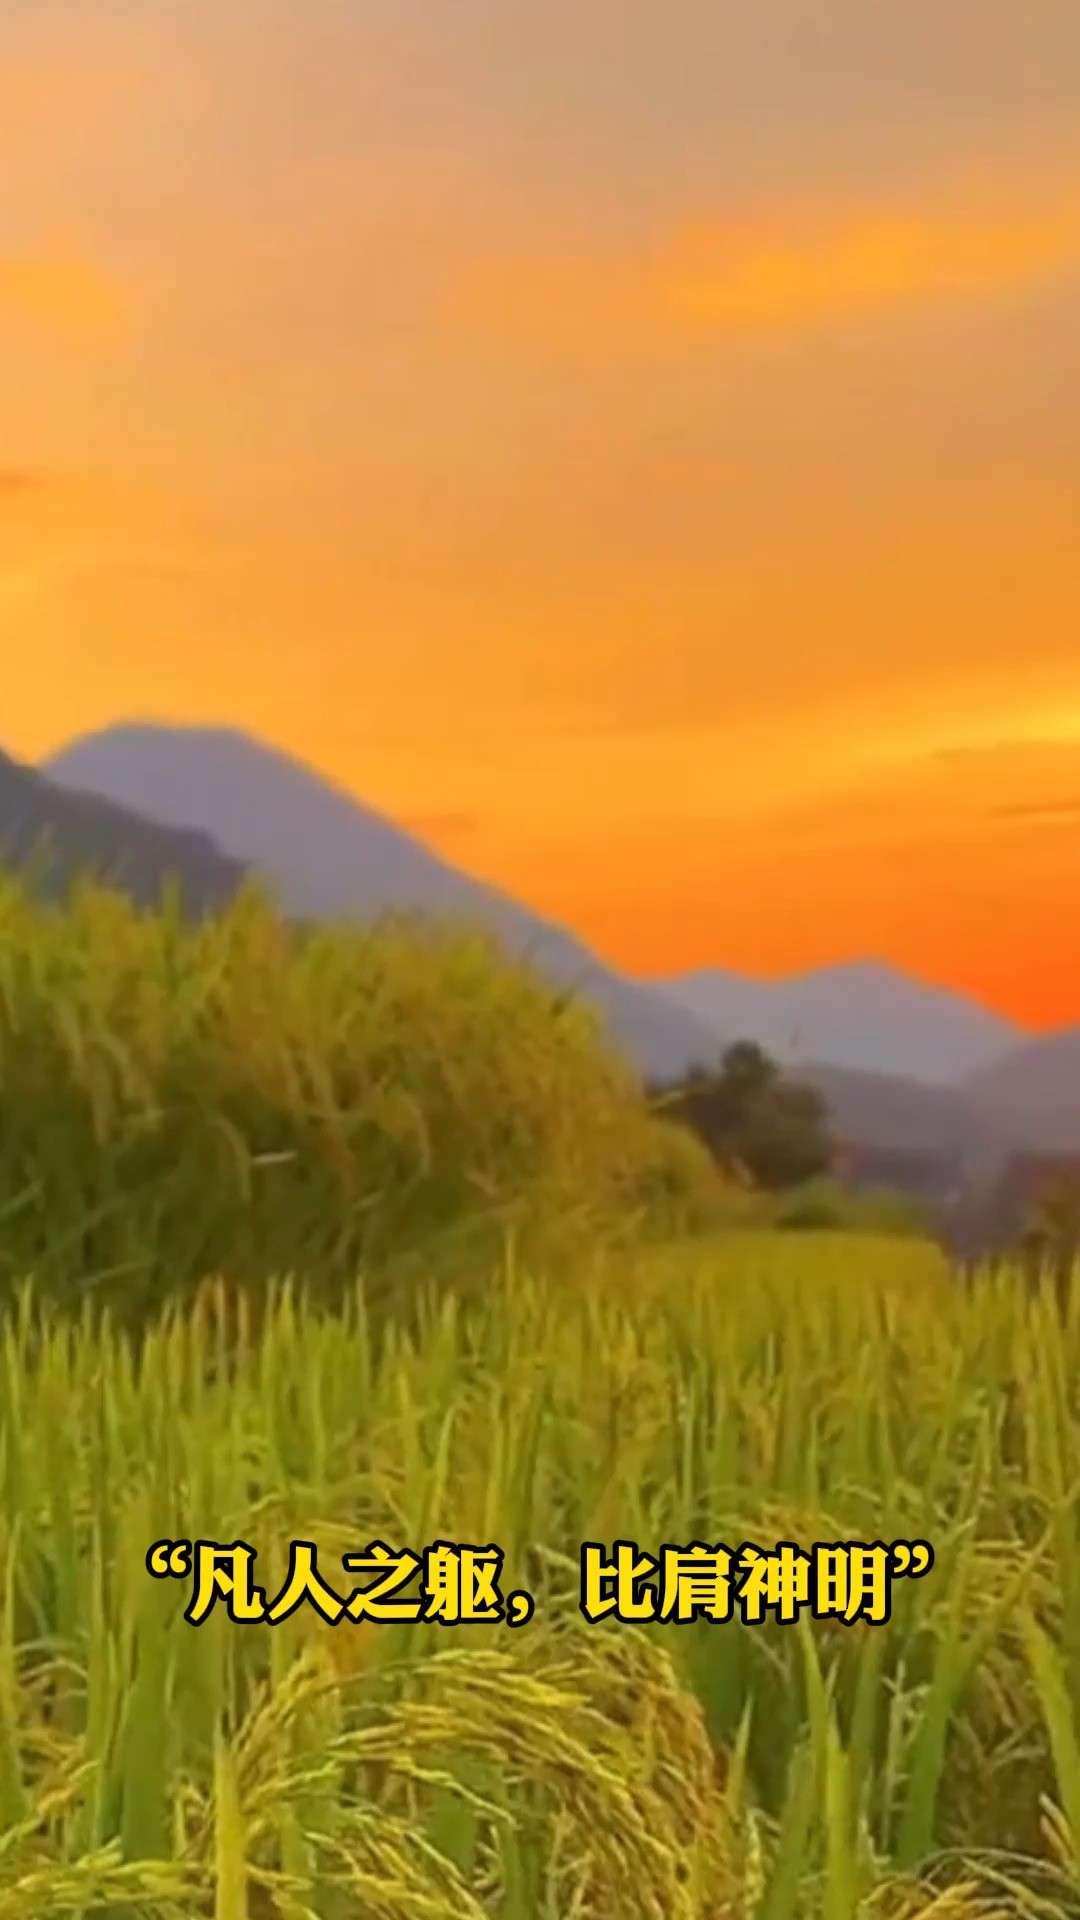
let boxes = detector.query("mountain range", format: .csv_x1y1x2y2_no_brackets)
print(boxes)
658,961,1019,1086
0,742,246,915
42,725,721,1082
0,718,1072,1167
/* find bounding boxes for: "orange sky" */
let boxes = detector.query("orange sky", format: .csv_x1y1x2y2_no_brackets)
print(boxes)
4,0,1080,1027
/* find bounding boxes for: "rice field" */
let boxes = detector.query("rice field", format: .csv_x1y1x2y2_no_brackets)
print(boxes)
2,1233,1078,1919
0,873,718,1324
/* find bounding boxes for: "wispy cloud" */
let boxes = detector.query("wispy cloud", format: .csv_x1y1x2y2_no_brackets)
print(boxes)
0,468,48,497
453,182,1080,354
663,202,1080,329
990,798,1080,823
926,738,1063,763
0,258,124,341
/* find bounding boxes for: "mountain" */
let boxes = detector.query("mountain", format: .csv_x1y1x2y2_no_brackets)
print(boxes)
803,1061,1018,1177
37,721,1080,1163
0,743,246,915
807,1035,1080,1189
17,720,1080,1177
960,1027,1080,1150
659,960,1021,1086
42,723,722,1082
804,1061,973,1154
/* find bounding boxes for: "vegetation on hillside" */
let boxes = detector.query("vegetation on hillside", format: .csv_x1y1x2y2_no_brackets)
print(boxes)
0,870,721,1323
0,747,246,914
0,861,1076,1917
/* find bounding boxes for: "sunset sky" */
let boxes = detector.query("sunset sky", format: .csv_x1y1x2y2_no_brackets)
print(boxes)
3,0,1080,1026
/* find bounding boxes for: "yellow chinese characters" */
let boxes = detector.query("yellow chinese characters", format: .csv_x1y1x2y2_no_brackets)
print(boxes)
579,1538,933,1626
145,1534,931,1631
145,1537,535,1628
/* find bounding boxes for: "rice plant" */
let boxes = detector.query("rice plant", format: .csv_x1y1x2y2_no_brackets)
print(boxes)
0,1244,1077,1917
0,872,719,1324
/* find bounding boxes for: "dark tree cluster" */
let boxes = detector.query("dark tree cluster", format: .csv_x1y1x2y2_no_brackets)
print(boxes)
655,1040,835,1192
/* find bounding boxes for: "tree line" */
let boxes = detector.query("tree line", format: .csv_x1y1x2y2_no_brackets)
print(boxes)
652,1040,835,1191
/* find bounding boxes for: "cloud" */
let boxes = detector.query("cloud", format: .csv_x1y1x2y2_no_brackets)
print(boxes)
0,469,47,497
881,722,1080,771
452,182,1080,355
926,738,1057,763
661,203,1080,331
990,799,1080,823
0,258,123,340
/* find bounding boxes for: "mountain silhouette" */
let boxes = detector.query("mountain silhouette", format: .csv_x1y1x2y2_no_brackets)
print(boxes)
0,742,246,915
960,1026,1080,1146
43,722,723,1081
13,720,1080,1167
658,960,1020,1086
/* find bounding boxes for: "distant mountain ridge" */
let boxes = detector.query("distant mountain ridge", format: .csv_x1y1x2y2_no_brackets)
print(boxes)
0,742,246,916
658,960,1022,1085
29,721,1080,1167
961,1026,1080,1145
42,723,722,1082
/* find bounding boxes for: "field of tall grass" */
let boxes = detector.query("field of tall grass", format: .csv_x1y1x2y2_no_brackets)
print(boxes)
2,1238,1078,1919
0,873,717,1323
1,872,1076,1916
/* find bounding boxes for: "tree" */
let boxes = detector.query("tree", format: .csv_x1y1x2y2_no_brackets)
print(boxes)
659,1041,834,1192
